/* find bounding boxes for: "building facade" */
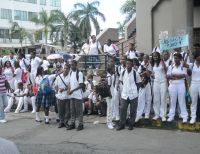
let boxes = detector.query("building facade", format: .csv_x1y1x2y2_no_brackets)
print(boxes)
136,0,200,53
0,0,61,48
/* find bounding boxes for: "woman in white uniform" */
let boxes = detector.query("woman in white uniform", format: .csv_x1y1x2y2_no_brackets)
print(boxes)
151,52,168,121
3,61,14,90
167,53,188,123
184,51,200,124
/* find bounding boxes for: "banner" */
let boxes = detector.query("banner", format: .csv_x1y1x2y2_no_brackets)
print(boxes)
159,34,189,51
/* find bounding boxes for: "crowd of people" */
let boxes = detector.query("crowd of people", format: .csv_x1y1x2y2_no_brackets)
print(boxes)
0,37,200,132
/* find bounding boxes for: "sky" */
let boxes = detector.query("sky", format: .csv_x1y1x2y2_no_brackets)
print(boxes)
61,0,126,34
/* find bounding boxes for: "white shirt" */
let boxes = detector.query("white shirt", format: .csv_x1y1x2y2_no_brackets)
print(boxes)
104,44,118,55
9,58,16,67
119,69,141,100
14,68,22,82
138,61,152,74
116,65,126,76
81,43,90,55
41,60,50,71
88,92,97,104
19,58,30,71
167,64,187,84
55,73,70,100
125,50,139,59
35,75,43,86
14,88,27,96
69,70,84,99
89,41,101,55
189,62,200,83
153,62,167,82
31,57,42,74
3,67,14,81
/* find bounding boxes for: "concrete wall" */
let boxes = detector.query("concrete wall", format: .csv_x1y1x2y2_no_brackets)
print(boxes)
136,0,195,54
194,6,200,28
96,28,118,46
124,16,136,40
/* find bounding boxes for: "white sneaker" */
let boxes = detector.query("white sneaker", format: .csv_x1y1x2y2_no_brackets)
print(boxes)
107,123,114,129
190,118,196,124
182,118,187,123
162,117,167,122
144,115,149,119
167,117,174,122
31,110,36,114
0,119,7,123
135,116,141,122
14,110,20,114
20,109,28,113
153,116,159,120
4,108,10,113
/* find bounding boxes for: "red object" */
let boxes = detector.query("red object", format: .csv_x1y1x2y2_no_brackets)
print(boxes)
21,70,27,83
32,83,38,95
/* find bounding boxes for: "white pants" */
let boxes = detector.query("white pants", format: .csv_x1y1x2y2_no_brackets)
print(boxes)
111,89,120,120
8,79,14,90
136,83,152,118
24,96,36,112
106,97,113,124
168,83,188,119
153,81,167,118
190,82,200,119
5,97,24,112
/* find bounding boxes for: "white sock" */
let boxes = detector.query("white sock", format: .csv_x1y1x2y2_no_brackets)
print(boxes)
44,116,49,122
35,112,41,121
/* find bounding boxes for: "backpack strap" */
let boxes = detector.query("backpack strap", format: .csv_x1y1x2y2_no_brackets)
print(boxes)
133,70,136,83
58,74,68,88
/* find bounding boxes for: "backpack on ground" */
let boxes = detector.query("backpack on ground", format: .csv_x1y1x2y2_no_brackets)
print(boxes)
39,77,54,95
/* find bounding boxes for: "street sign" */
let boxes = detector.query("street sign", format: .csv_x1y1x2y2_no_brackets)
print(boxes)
159,34,189,51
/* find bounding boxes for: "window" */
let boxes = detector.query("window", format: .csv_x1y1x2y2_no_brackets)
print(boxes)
28,12,37,21
0,29,9,39
1,9,12,20
194,28,200,45
14,10,27,21
40,0,46,5
50,0,61,7
14,0,37,4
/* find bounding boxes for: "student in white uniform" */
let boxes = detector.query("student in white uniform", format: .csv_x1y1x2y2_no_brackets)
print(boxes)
13,61,22,90
24,84,36,113
151,51,168,121
135,55,152,122
18,53,30,73
30,51,42,83
41,57,50,74
67,60,84,131
55,64,71,128
163,51,172,68
125,43,139,60
4,82,27,113
104,39,119,58
167,53,188,123
116,59,141,131
3,61,14,90
184,51,200,124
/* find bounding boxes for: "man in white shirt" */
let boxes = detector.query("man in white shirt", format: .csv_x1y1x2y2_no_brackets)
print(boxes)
8,52,16,68
18,53,30,72
116,59,141,131
125,43,139,60
55,64,70,128
30,51,42,82
41,57,50,74
88,35,103,69
68,60,84,131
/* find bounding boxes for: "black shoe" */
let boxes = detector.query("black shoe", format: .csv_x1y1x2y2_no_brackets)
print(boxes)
56,119,60,123
128,125,134,130
76,124,84,131
45,121,50,124
116,125,125,131
67,124,75,130
58,123,65,128
65,123,69,129
35,120,42,123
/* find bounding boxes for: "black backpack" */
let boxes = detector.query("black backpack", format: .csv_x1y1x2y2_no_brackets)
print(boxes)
97,77,111,98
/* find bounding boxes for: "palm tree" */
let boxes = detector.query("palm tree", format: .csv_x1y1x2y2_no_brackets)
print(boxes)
120,0,136,23
10,22,33,48
50,10,73,50
31,10,55,53
72,0,106,39
117,21,126,38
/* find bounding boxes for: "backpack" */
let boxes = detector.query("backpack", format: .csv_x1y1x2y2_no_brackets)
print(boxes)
39,77,54,95
97,77,111,98
122,70,140,91
70,70,85,90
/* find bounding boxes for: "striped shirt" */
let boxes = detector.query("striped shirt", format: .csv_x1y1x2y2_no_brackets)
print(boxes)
0,74,7,94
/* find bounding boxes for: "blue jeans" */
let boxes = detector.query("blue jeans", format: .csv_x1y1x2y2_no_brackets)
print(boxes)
0,93,8,120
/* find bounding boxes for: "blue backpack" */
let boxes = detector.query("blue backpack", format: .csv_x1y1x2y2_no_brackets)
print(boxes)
39,77,54,95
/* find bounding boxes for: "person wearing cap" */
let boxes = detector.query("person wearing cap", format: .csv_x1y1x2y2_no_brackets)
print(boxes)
167,52,188,123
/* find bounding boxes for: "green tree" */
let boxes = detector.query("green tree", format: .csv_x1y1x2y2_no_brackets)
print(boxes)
10,22,33,48
72,0,106,39
117,21,126,38
31,10,55,52
120,0,136,23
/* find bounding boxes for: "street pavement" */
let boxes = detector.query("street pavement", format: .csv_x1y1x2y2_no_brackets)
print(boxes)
0,112,200,154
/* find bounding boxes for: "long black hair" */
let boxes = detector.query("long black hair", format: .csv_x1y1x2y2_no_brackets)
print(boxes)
151,52,161,67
